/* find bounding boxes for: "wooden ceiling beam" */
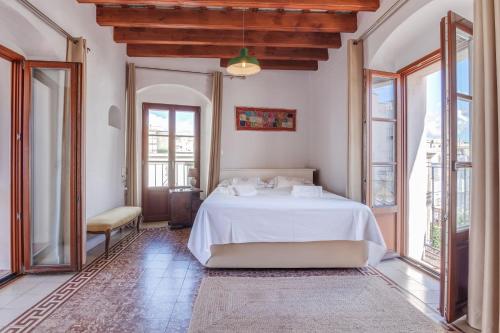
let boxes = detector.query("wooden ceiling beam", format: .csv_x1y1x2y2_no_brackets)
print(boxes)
127,44,329,61
79,0,379,12
220,59,318,71
114,27,341,49
97,7,357,33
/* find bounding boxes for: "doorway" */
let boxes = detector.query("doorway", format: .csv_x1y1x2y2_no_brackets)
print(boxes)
365,10,473,323
0,44,84,278
402,53,443,273
142,103,200,222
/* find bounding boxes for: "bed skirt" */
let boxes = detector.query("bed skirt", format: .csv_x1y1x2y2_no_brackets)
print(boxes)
205,240,385,268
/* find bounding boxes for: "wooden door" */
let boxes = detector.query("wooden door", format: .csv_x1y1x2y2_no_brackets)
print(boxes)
440,11,473,322
22,61,82,273
0,44,24,280
142,103,172,222
365,70,402,253
142,103,201,222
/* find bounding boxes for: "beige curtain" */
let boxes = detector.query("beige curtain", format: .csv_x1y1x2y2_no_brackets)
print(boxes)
125,63,138,206
66,37,87,263
207,71,223,194
468,0,500,332
347,40,364,202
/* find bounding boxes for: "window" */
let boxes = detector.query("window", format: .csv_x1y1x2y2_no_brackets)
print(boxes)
143,103,200,189
367,73,400,208
364,70,402,252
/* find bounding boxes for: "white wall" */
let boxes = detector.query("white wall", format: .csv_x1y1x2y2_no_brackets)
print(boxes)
366,0,473,71
307,0,473,197
0,57,11,270
0,0,127,223
307,0,402,196
133,57,313,194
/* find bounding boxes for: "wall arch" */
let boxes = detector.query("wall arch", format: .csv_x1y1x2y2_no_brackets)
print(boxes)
365,0,473,72
136,84,213,198
0,1,65,60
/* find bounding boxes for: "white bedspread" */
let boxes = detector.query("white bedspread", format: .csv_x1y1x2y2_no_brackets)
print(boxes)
187,188,387,266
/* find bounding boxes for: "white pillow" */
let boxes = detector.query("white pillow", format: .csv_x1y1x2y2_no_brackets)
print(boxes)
231,177,267,188
272,176,312,189
216,186,236,195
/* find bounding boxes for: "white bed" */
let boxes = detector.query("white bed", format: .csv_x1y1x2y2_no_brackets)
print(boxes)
187,169,387,268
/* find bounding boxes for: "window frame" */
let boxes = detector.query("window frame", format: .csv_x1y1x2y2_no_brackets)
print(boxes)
364,70,402,212
364,69,403,253
142,103,201,189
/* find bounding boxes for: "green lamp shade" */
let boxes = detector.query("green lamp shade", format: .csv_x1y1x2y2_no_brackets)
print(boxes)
226,48,261,76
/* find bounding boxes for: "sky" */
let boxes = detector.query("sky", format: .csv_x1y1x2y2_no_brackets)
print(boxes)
425,57,470,145
149,110,194,136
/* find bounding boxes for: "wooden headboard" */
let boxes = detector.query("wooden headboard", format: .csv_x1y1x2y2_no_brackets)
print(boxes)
220,168,316,183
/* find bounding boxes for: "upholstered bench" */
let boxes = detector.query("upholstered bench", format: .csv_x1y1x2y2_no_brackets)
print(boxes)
87,206,142,258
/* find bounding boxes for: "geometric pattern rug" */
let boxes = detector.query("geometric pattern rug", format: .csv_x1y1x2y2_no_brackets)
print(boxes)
188,276,449,333
0,228,457,333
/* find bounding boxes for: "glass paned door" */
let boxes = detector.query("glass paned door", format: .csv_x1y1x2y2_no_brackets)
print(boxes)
175,110,199,187
142,104,200,222
0,57,12,279
23,61,82,272
440,11,473,322
365,70,401,252
147,108,170,187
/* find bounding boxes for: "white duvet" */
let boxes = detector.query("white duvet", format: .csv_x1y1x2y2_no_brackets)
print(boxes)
187,187,387,266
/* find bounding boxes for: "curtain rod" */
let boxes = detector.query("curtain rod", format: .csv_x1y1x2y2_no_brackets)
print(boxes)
356,0,410,42
136,66,245,79
16,0,78,42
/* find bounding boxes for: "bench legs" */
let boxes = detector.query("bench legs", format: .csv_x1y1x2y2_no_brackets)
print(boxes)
90,213,142,260
136,214,143,232
104,230,111,259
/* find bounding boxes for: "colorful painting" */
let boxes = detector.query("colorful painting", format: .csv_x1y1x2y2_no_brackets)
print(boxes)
235,107,297,131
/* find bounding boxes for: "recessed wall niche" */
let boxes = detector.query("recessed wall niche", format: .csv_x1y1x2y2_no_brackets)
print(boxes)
108,105,121,129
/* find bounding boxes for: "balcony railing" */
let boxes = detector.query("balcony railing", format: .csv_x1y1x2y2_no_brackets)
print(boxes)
147,159,195,188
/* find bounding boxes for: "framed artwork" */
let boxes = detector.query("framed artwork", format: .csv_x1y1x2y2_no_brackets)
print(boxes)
235,107,297,131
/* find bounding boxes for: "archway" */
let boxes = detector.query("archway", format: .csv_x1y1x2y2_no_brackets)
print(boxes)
136,84,213,200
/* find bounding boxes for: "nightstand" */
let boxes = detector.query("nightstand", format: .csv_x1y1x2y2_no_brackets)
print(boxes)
169,187,203,229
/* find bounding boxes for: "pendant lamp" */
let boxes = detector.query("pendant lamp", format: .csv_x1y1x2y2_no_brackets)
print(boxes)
226,10,261,76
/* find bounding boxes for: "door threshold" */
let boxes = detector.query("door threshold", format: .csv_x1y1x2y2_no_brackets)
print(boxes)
0,273,21,289
399,256,440,280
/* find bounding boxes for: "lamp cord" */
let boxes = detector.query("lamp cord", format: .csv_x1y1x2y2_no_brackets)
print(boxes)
242,9,246,49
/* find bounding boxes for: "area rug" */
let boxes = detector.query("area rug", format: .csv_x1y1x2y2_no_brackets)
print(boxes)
188,276,448,333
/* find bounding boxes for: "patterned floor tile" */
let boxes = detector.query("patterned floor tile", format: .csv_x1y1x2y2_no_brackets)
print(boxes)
0,227,450,333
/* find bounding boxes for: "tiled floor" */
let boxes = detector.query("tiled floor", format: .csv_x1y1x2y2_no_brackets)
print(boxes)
0,273,73,328
0,225,446,332
378,258,440,311
0,225,137,328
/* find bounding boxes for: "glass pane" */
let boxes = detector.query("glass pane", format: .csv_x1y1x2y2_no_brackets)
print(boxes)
457,99,471,162
456,168,471,229
0,58,11,276
372,166,396,207
148,135,169,161
176,111,195,136
372,121,395,163
31,68,71,266
371,77,396,119
456,28,473,96
176,137,194,162
148,162,169,187
148,110,169,134
175,161,195,187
